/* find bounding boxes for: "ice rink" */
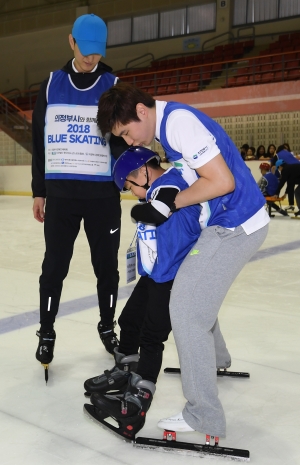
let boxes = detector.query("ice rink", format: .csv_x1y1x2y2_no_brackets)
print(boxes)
0,195,299,465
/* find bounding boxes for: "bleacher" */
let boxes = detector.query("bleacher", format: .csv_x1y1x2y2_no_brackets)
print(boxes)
227,32,300,87
117,40,255,95
2,32,300,116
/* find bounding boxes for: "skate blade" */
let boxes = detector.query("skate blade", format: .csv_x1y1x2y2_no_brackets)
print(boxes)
83,404,133,443
217,369,250,379
291,216,300,219
41,364,49,384
134,436,250,461
164,367,250,378
84,390,124,399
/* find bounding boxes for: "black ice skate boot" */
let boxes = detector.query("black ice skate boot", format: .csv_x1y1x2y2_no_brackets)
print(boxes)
98,321,119,355
84,347,139,397
84,373,156,440
35,329,56,364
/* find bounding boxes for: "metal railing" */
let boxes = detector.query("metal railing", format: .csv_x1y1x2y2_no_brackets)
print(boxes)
117,49,299,95
0,93,32,153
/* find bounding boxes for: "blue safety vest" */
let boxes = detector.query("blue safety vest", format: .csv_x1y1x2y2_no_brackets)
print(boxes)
159,102,266,228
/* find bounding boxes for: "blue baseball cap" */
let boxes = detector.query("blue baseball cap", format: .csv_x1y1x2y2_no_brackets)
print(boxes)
72,14,107,57
275,159,285,168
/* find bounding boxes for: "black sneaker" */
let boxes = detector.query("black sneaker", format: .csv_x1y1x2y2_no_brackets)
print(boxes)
36,329,56,364
294,211,300,217
98,321,119,355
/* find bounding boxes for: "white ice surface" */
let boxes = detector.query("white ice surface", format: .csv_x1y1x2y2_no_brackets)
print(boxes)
0,196,300,465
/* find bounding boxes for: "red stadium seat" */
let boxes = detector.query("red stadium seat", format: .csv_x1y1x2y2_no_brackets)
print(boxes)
273,70,287,81
227,76,237,87
286,69,300,80
260,72,275,84
187,82,199,92
236,75,249,86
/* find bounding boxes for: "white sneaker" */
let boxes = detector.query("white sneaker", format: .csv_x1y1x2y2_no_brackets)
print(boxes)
157,412,195,432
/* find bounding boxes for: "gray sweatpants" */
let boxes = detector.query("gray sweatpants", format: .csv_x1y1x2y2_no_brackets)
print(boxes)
169,224,268,437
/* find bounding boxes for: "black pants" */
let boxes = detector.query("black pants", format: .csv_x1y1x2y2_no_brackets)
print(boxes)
118,276,173,384
294,185,300,209
286,183,296,206
39,196,121,330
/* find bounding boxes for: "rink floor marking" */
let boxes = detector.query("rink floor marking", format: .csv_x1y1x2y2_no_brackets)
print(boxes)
1,240,300,335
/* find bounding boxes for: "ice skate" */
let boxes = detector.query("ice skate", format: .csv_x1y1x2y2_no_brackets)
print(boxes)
35,329,56,384
84,347,139,397
98,321,119,355
84,373,155,441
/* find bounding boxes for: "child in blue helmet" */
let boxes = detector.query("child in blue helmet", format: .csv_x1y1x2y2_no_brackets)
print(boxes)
83,146,201,439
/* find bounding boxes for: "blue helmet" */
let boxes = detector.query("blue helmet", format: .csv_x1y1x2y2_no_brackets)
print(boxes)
113,146,160,191
275,159,285,168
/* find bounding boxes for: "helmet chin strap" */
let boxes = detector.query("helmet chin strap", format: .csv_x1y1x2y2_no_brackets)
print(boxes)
126,164,150,190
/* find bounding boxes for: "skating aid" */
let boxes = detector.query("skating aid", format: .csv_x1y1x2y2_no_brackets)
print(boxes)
134,431,250,461
84,404,250,461
164,367,250,378
84,375,249,460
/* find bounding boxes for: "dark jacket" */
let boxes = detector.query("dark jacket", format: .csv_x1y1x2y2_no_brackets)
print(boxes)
31,59,128,199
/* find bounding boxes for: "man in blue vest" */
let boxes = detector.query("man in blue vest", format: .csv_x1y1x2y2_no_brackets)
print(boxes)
32,14,128,371
95,82,269,442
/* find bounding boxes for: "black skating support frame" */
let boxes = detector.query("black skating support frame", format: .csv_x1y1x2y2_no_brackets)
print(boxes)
84,404,250,461
134,433,250,461
164,367,250,378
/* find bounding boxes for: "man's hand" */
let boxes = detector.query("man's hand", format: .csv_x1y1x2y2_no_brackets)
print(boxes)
33,197,45,223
